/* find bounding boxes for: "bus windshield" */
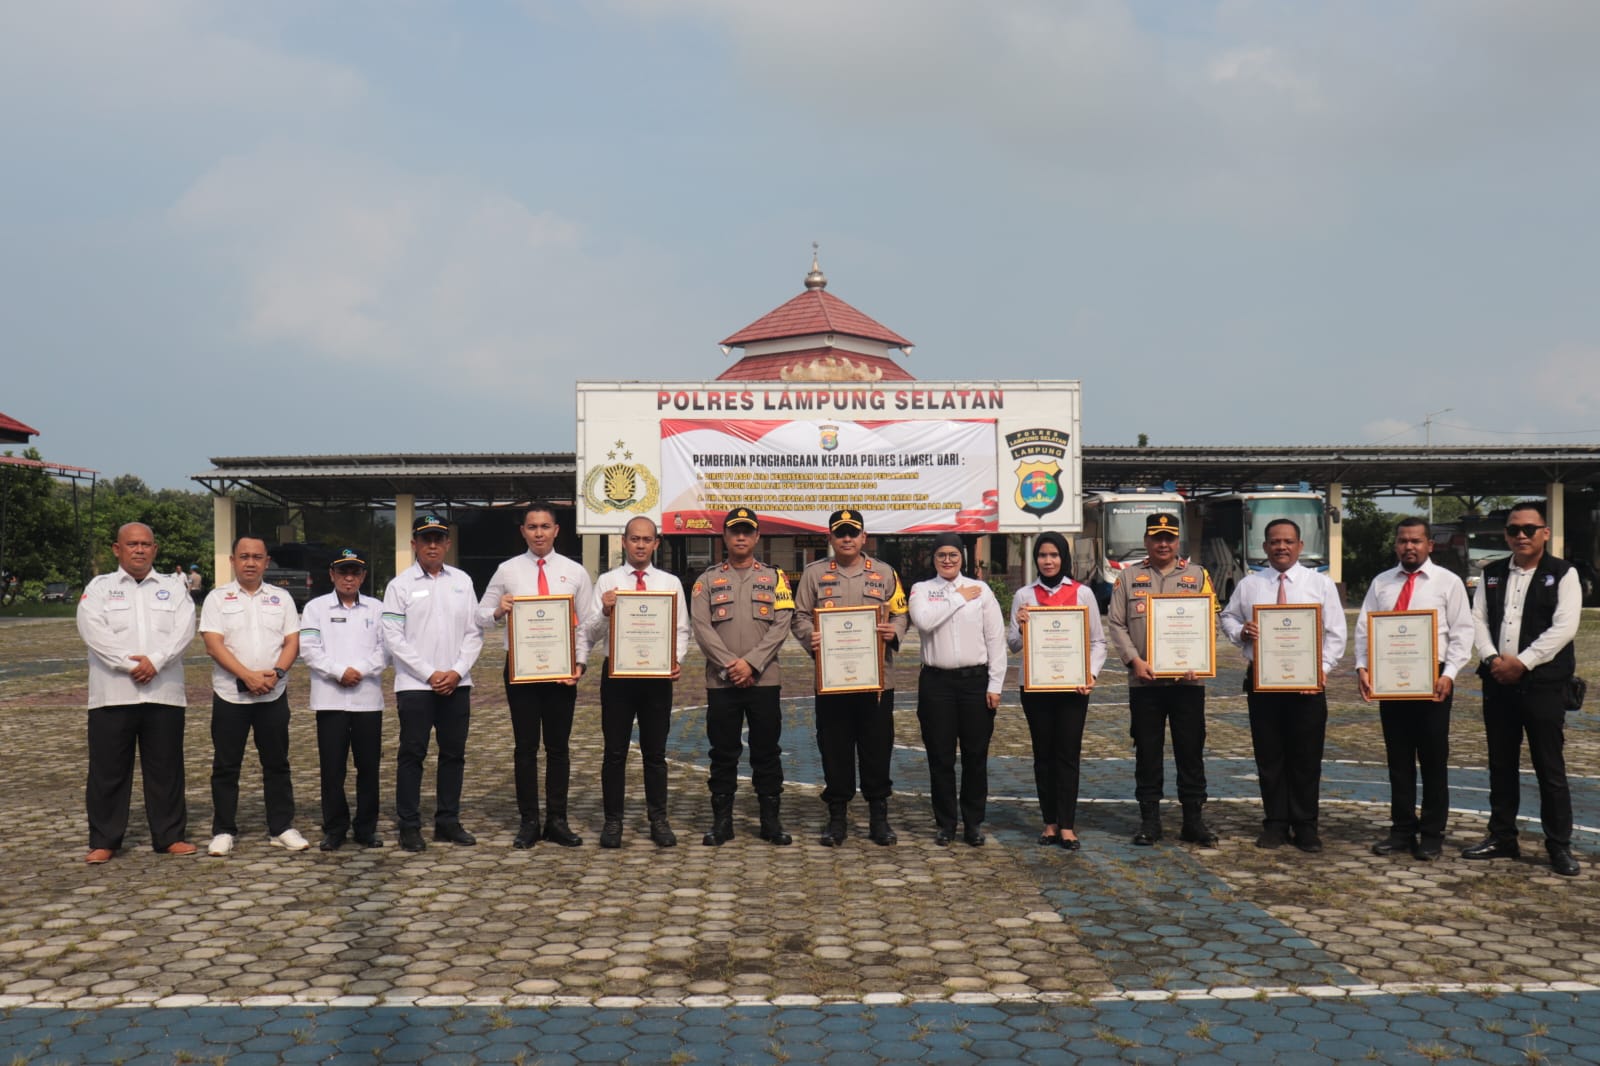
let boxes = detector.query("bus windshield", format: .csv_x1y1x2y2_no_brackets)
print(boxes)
1106,503,1186,561
1244,499,1327,567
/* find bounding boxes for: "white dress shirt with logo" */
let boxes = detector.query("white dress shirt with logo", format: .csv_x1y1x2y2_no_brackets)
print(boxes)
300,591,388,711
381,562,484,694
78,569,195,709
908,575,1009,695
200,581,300,703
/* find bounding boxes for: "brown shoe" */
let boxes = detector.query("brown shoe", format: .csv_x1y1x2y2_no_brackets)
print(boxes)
161,841,198,856
85,849,114,865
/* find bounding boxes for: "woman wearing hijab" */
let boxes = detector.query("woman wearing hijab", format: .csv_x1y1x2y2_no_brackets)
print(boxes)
1007,533,1106,849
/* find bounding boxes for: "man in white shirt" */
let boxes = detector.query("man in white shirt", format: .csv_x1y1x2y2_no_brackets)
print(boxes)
300,549,388,851
76,522,198,864
1355,517,1475,861
587,517,691,848
908,533,1009,846
383,514,484,853
199,535,306,856
1463,500,1583,876
479,504,597,849
1220,518,1347,853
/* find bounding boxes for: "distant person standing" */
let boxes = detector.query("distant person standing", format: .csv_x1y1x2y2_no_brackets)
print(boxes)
77,522,198,864
187,565,205,609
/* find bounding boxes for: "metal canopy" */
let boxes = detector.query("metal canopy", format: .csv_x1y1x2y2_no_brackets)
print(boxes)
192,454,578,508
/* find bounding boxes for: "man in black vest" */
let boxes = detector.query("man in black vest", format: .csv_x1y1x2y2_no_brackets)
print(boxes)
1465,500,1583,876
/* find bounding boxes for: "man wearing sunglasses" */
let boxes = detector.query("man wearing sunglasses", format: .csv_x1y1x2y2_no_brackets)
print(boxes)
1465,501,1583,876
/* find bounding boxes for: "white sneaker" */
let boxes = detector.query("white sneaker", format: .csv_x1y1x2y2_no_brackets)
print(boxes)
207,833,235,857
270,828,310,852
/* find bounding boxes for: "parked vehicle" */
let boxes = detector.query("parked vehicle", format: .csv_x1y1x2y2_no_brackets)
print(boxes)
1199,488,1329,604
40,581,70,603
264,543,338,608
1073,488,1189,610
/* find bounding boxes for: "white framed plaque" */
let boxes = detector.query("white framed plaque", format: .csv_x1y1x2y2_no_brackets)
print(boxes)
815,604,884,695
1367,609,1438,701
1146,594,1216,679
1252,603,1323,692
509,595,576,683
1022,606,1090,691
609,590,678,679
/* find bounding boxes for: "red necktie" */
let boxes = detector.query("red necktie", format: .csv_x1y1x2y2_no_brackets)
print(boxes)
634,569,648,591
1277,572,1288,604
1395,569,1418,611
537,557,550,596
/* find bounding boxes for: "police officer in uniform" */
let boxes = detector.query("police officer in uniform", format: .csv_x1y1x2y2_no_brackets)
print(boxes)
1106,513,1220,847
792,508,909,846
689,507,796,846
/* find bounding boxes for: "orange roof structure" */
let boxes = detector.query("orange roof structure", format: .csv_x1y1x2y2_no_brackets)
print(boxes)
0,411,39,445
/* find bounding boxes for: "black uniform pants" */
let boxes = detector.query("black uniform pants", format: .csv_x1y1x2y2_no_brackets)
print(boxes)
1129,684,1208,805
1378,681,1451,843
1245,684,1327,833
814,688,896,805
917,666,994,830
600,660,673,818
1020,689,1087,829
210,693,295,836
1483,678,1571,847
505,670,577,826
86,702,187,851
315,710,383,839
395,687,471,831
705,685,784,797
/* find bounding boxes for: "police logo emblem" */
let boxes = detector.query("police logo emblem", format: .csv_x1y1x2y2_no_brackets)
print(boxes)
582,461,660,516
819,423,840,451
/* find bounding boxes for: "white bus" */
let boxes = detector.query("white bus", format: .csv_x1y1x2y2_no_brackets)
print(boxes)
1199,489,1329,602
1074,489,1188,609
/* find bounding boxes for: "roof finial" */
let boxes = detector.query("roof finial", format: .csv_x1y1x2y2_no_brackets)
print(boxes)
804,242,827,290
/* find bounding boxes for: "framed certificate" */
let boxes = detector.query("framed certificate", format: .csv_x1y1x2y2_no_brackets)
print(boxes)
815,605,884,694
609,590,677,679
1366,609,1438,700
1022,606,1090,691
1252,604,1323,692
1146,594,1216,678
509,595,576,683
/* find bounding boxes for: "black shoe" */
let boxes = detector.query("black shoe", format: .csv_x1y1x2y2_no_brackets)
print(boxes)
703,794,734,847
1133,801,1162,846
1060,835,1082,851
1179,804,1219,847
1412,840,1442,861
353,833,383,849
934,826,955,847
434,823,477,846
1461,836,1519,860
867,798,897,846
513,824,540,849
1548,843,1581,877
1255,828,1288,850
963,824,985,847
819,802,848,848
1037,831,1060,847
649,818,677,848
399,827,426,853
599,818,623,849
319,833,346,852
758,795,792,846
1371,835,1415,856
1293,831,1324,854
543,818,583,847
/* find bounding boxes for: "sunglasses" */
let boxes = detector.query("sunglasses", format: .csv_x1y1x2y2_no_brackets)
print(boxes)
1505,524,1546,538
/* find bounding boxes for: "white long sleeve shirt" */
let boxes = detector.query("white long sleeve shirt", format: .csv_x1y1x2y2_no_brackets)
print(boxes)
477,550,598,666
300,591,388,711
1471,560,1582,667
1220,563,1347,674
908,575,1009,695
586,562,691,665
1007,580,1108,679
1355,560,1474,678
382,563,483,693
77,568,195,709
200,581,299,703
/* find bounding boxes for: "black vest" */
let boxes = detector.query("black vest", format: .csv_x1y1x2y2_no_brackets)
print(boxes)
1480,554,1575,684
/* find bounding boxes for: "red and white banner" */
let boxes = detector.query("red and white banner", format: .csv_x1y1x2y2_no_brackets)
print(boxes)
659,418,999,535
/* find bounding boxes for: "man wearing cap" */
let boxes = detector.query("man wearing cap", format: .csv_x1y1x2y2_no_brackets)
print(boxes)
792,508,910,846
479,503,596,849
690,506,797,846
1107,513,1220,848
77,522,198,864
200,535,307,856
383,515,484,853
301,549,388,851
586,516,691,848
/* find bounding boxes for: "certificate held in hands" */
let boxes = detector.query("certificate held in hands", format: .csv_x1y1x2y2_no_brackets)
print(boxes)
815,604,884,695
1252,603,1323,692
1022,606,1090,690
1366,609,1438,700
609,590,677,679
509,595,576,683
1146,594,1216,678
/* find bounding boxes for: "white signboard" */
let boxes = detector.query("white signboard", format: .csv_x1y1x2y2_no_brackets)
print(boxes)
576,381,1081,535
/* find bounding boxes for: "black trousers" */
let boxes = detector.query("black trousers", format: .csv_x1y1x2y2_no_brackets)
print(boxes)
395,687,471,831
86,703,187,851
1483,678,1571,847
814,688,896,805
1129,684,1208,805
1020,690,1088,829
917,667,994,830
315,710,383,838
505,669,577,826
1378,683,1451,843
600,660,673,818
1245,684,1327,832
705,685,784,797
210,693,295,836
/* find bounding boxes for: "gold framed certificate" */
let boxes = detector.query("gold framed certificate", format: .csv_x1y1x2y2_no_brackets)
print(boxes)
1146,594,1216,678
815,605,884,694
1252,603,1323,692
1367,609,1438,700
509,595,576,683
1022,606,1089,691
609,590,677,679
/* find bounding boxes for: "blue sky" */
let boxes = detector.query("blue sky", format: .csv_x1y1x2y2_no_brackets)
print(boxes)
4,1,1598,489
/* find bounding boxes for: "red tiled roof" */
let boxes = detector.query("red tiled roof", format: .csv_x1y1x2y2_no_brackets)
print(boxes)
717,348,916,382
0,411,39,440
721,289,912,348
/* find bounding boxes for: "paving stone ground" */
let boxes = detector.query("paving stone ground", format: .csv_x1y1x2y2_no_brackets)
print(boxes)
2,613,1598,1062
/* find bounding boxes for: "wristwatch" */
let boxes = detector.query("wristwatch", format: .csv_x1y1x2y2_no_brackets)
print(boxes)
274,667,288,679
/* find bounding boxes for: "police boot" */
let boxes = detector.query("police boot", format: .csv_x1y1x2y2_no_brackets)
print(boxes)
702,794,734,847
647,804,677,848
1180,801,1219,847
819,801,849,847
867,798,898,846
1132,801,1162,846
758,795,792,846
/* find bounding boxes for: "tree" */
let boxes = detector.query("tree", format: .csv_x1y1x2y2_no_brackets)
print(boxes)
1342,490,1412,596
0,449,80,581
